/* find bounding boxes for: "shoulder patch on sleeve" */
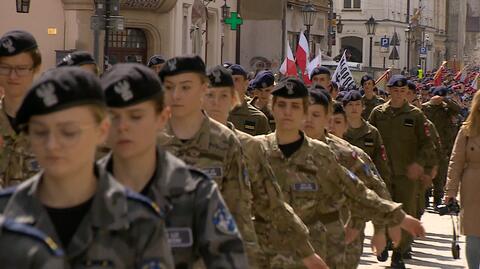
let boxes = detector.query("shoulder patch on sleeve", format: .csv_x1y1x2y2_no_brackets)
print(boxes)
2,218,64,257
212,203,238,235
380,145,388,161
424,122,431,137
139,258,163,269
125,189,164,218
346,169,359,182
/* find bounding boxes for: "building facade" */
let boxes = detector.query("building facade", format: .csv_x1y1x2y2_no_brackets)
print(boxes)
0,0,238,73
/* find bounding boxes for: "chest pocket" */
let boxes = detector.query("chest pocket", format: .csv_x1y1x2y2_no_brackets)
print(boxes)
244,120,256,131
80,260,115,269
364,137,375,147
399,117,416,141
289,165,320,210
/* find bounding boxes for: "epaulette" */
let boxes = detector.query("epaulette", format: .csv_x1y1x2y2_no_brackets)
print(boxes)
0,186,17,198
2,218,64,257
125,189,164,218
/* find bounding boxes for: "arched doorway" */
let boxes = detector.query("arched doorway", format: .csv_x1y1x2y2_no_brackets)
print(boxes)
108,28,148,65
340,36,363,63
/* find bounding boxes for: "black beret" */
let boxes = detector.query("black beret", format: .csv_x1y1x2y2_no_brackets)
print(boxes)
207,65,234,88
252,70,275,89
228,64,247,78
159,55,205,81
101,63,163,108
310,66,331,80
407,81,417,91
387,75,408,87
336,91,347,101
222,62,233,69
432,86,449,97
360,75,374,86
272,77,308,98
0,30,38,57
342,90,362,106
309,88,331,107
57,51,96,67
332,101,345,115
16,67,105,126
147,55,166,67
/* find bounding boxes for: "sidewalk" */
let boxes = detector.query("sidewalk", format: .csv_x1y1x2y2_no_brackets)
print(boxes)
359,209,468,268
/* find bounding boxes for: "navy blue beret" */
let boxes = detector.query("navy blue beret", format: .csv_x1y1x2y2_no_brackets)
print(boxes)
57,51,96,67
432,86,449,97
342,90,363,106
0,30,37,57
387,75,408,87
252,70,275,89
159,55,206,81
102,63,163,108
16,67,105,126
310,66,331,80
207,65,234,88
272,77,308,98
407,81,417,91
228,64,247,78
361,75,374,86
309,88,331,107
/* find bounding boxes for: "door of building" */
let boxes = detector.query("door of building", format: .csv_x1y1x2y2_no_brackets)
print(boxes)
108,28,148,65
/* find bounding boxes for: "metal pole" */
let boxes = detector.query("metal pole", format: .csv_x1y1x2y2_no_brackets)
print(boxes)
235,0,241,64
406,0,410,23
369,36,373,67
327,0,333,56
94,30,100,65
306,25,310,43
383,57,386,69
407,37,410,72
103,0,110,72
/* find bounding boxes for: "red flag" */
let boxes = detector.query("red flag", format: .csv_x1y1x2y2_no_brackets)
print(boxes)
295,31,310,84
454,66,467,82
375,69,392,90
280,43,297,77
433,61,447,86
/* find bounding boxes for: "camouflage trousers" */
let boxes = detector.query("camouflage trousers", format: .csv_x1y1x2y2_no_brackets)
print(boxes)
324,219,346,269
258,220,327,269
344,222,366,269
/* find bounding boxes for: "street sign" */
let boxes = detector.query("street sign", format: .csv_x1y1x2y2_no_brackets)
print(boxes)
224,12,243,30
420,47,427,58
389,46,399,60
390,32,400,46
90,15,125,31
380,37,389,53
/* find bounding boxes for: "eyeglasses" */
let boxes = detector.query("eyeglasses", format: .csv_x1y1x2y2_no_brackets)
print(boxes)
27,123,98,147
0,64,34,77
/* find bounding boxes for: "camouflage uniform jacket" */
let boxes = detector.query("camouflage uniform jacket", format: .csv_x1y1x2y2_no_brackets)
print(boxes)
0,215,69,269
99,147,248,269
344,119,392,189
257,133,406,239
362,95,385,120
0,166,174,269
228,123,315,260
228,98,271,135
369,101,436,177
157,115,259,267
0,99,40,188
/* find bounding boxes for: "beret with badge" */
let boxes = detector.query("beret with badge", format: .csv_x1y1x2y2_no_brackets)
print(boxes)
342,90,363,106
407,80,417,92
228,64,247,78
309,66,331,80
252,70,275,89
387,74,408,87
271,77,308,98
16,67,105,127
147,55,166,67
101,63,163,108
360,75,375,86
432,86,449,97
309,87,331,107
207,65,234,88
159,55,206,81
0,30,37,57
57,51,96,67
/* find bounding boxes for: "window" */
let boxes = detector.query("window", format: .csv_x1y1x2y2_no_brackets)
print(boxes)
344,0,361,9
107,28,148,65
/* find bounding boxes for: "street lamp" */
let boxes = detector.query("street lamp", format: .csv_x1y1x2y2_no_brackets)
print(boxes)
405,25,411,72
16,0,30,13
365,16,377,68
221,0,231,22
302,1,317,42
336,16,343,34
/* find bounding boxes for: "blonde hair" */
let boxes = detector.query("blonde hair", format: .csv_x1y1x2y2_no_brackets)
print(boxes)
463,91,480,137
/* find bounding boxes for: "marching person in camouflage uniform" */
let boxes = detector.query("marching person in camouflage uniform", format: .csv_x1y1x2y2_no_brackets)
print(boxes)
0,214,69,268
227,64,270,135
360,75,385,120
256,77,425,269
157,55,260,268
203,65,328,269
343,90,392,192
0,30,43,188
421,86,462,207
304,89,393,268
0,67,174,268
250,70,276,131
369,75,436,268
99,63,248,269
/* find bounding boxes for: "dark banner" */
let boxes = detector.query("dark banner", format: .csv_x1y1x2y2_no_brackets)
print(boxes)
467,0,479,32
240,0,285,20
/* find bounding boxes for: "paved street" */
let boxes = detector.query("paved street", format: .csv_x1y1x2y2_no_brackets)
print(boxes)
360,209,468,269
